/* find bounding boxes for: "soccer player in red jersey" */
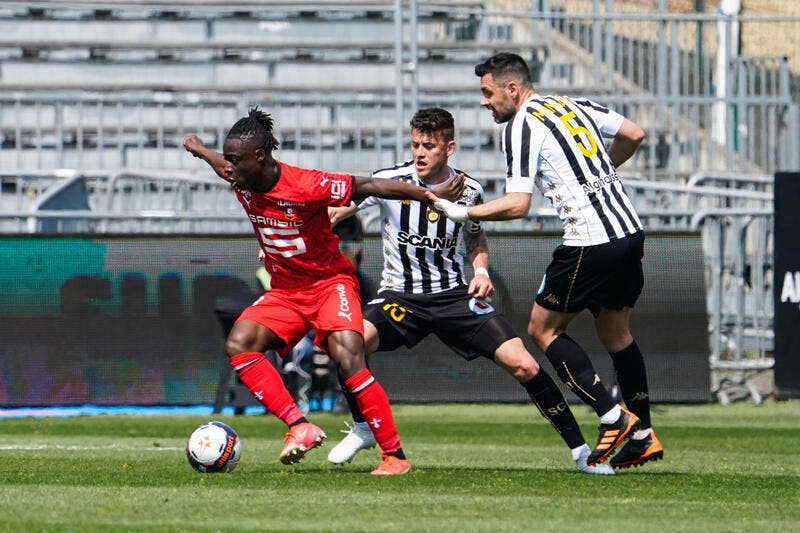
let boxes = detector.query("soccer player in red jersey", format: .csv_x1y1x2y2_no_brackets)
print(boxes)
183,107,462,475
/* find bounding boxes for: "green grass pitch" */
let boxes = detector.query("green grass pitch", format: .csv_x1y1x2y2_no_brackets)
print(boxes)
1,402,799,532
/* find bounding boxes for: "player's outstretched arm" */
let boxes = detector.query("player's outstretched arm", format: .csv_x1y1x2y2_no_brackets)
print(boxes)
351,173,464,204
183,134,230,181
426,190,531,222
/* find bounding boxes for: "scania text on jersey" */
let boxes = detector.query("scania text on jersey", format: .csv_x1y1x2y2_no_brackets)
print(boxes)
396,231,457,250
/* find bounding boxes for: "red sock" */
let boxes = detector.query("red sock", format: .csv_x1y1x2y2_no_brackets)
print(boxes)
229,352,303,426
345,369,401,455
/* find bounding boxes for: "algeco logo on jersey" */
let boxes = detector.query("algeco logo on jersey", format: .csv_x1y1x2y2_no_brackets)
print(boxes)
397,231,457,250
582,171,620,195
335,283,353,322
780,271,800,310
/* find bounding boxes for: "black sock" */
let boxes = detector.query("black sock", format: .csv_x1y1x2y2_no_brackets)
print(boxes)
610,340,651,429
337,371,366,423
386,448,406,460
523,370,586,450
545,333,616,417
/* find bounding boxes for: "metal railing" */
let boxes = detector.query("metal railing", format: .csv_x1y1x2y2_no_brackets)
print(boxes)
0,2,798,176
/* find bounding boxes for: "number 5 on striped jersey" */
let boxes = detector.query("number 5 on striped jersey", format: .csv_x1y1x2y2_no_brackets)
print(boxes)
559,111,597,158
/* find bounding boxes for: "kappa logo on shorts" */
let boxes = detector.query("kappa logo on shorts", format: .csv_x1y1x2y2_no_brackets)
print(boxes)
543,294,560,305
469,298,494,315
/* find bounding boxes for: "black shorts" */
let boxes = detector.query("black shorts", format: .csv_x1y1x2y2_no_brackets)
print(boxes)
535,231,645,317
363,286,519,361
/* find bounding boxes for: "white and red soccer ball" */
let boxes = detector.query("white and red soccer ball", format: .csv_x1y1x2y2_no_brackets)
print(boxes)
186,421,242,473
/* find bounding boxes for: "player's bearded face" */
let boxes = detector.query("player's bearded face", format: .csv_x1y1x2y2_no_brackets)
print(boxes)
480,74,516,124
410,129,454,183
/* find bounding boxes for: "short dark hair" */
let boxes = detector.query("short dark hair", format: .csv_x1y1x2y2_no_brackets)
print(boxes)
474,53,533,87
409,107,455,142
226,106,279,150
334,216,364,266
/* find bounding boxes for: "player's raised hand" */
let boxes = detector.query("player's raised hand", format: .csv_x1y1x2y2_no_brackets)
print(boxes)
183,134,231,181
182,134,206,158
425,191,470,222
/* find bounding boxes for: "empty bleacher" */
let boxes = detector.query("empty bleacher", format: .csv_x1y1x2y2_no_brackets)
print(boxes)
0,1,545,92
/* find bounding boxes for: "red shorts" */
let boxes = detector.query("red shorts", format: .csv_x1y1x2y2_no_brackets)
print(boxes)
237,273,364,357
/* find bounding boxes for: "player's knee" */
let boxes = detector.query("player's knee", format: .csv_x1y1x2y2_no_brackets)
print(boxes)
510,358,541,382
595,326,633,353
225,330,258,357
363,320,380,354
495,343,541,382
526,321,549,351
334,354,365,379
326,339,366,378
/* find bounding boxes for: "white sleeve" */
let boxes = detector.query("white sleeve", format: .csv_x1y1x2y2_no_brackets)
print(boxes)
355,195,378,210
574,98,625,137
502,116,540,195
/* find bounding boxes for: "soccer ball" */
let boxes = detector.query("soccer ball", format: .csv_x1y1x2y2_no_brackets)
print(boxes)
185,421,242,473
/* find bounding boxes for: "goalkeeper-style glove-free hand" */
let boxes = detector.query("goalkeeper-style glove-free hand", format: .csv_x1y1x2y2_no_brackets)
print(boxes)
432,198,470,222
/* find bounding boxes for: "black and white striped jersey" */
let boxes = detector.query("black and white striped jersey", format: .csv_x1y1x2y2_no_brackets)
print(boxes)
502,94,643,246
357,160,484,294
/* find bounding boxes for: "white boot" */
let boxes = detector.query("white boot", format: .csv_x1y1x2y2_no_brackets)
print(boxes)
326,421,377,464
575,445,615,475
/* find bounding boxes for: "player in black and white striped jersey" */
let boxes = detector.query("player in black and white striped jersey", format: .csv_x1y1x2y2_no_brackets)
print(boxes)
504,93,643,245
327,107,615,475
429,53,662,469
365,159,483,295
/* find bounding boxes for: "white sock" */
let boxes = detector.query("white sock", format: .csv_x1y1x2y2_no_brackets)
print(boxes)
353,421,370,432
632,427,653,440
599,405,622,425
571,443,591,461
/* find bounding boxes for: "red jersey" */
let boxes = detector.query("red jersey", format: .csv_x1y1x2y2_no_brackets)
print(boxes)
233,162,356,290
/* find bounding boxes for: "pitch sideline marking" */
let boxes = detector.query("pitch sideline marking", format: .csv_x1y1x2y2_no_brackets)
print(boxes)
0,444,183,451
